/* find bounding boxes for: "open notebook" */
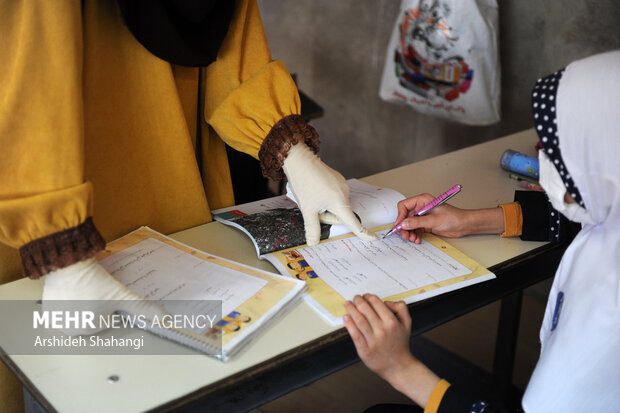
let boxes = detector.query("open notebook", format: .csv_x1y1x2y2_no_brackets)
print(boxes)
97,227,306,361
212,181,495,325
264,228,495,324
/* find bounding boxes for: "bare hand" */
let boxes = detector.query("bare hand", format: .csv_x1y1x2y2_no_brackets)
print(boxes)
343,294,416,381
395,194,472,243
343,294,442,408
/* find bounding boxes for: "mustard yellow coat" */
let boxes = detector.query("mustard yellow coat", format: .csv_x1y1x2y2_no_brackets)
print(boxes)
0,0,301,409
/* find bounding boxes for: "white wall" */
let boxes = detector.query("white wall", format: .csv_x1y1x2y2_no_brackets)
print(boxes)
258,0,620,178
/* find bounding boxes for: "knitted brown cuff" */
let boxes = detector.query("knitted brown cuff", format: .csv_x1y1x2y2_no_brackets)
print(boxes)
19,217,106,279
258,114,320,180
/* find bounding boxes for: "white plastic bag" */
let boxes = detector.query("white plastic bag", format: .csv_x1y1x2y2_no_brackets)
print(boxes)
379,0,500,125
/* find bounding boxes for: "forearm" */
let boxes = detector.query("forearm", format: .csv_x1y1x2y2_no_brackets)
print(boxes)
384,355,441,408
463,207,505,235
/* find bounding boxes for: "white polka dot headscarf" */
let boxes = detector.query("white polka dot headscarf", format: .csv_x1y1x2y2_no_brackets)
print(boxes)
531,70,586,209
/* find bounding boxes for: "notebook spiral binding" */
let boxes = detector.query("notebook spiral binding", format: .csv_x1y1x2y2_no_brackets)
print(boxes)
117,310,224,360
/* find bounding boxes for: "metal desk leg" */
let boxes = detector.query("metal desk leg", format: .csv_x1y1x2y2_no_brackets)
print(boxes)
492,289,523,407
23,386,47,413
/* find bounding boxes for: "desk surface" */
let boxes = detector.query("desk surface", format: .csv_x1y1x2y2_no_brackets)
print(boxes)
1,129,551,413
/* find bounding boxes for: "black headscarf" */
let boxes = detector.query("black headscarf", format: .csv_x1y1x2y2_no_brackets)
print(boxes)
117,0,236,67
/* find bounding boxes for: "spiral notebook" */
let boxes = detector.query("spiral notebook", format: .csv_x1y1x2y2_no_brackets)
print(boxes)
96,227,306,361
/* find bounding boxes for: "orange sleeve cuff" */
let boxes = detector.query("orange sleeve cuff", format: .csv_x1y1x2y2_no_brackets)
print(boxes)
424,379,451,413
498,202,523,237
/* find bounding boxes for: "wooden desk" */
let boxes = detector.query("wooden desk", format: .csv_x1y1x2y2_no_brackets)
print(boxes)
0,129,564,412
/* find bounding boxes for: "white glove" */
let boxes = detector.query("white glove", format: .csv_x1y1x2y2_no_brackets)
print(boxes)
282,143,377,245
42,258,166,336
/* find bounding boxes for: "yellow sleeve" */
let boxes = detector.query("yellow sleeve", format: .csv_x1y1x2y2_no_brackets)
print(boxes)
204,0,302,159
424,379,451,413
0,1,105,279
498,202,523,237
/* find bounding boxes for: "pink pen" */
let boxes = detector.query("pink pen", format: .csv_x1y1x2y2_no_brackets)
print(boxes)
382,184,462,239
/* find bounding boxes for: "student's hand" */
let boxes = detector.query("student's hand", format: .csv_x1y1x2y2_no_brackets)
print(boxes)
344,294,416,381
344,294,441,408
395,194,472,243
42,258,167,336
283,143,377,245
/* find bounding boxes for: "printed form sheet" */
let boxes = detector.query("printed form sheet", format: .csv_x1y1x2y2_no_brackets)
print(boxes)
100,238,267,319
293,230,471,300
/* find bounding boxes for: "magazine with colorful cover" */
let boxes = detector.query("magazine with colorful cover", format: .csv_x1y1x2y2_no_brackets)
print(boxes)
212,179,407,257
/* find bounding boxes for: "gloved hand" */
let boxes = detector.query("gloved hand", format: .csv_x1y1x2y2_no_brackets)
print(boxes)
282,143,377,245
42,258,166,336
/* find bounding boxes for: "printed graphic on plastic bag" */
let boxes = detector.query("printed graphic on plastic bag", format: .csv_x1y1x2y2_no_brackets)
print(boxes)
380,0,500,125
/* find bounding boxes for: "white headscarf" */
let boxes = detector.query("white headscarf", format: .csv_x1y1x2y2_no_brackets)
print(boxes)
522,51,620,412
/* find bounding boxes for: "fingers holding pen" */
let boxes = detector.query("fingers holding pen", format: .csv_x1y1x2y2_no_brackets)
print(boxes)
395,194,436,243
397,202,471,241
395,194,435,225
399,215,436,244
